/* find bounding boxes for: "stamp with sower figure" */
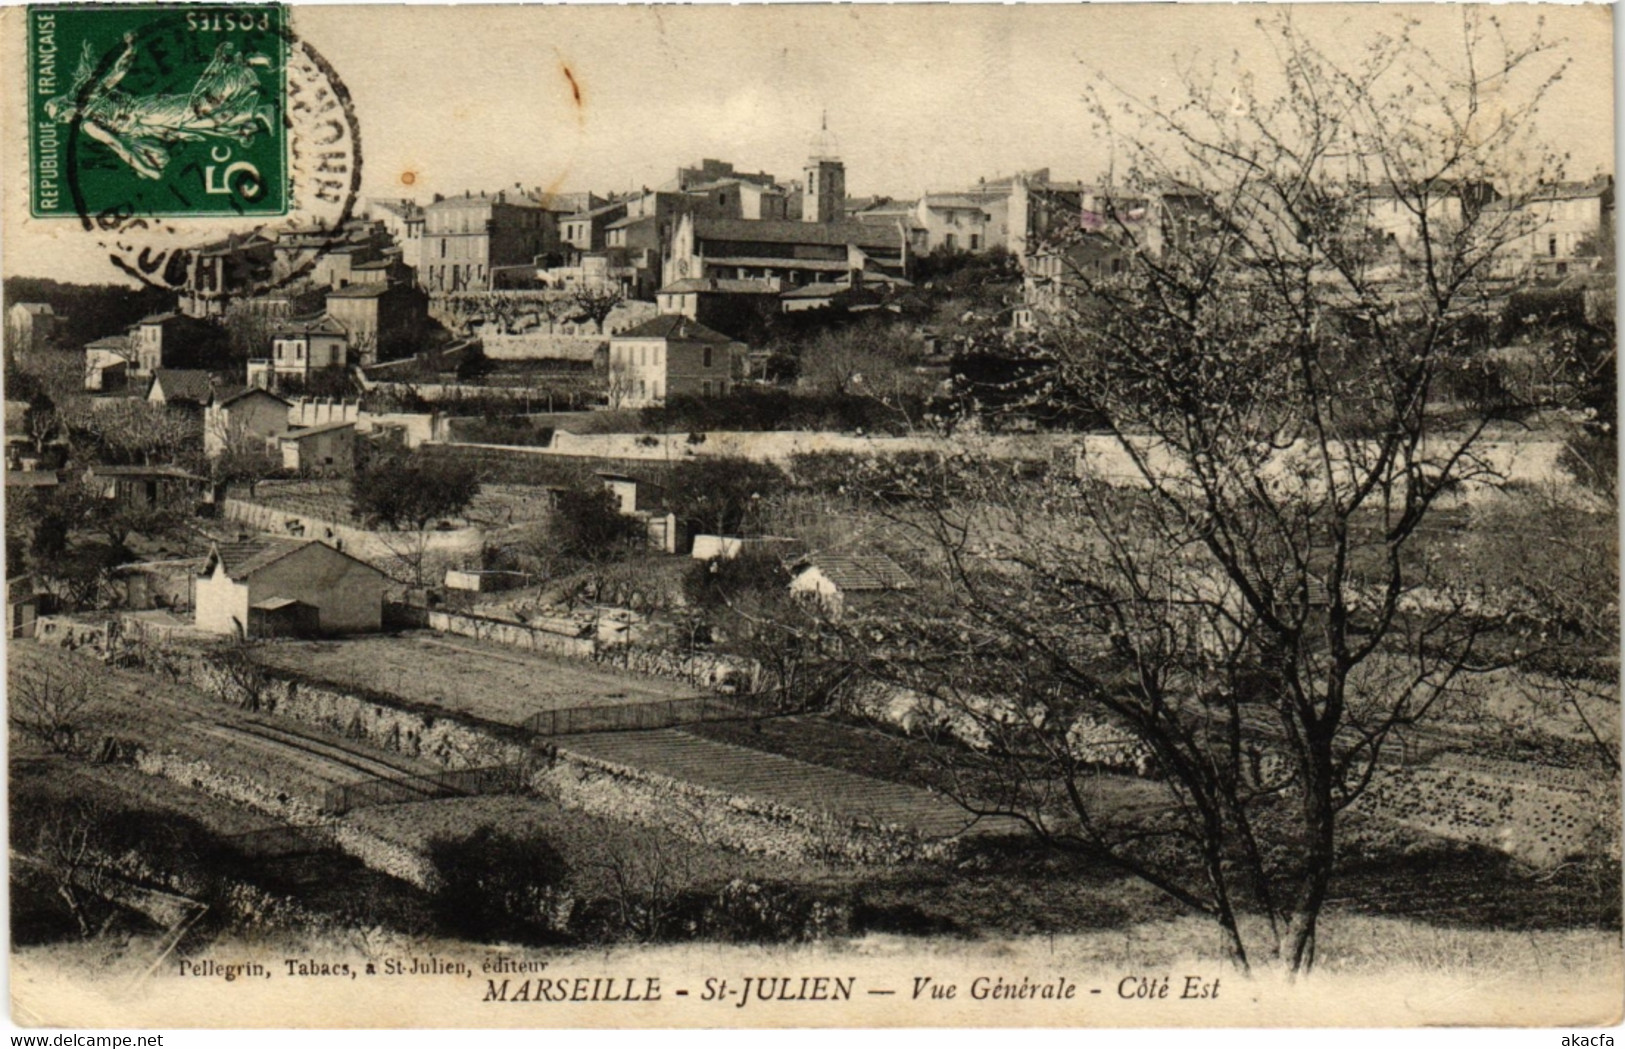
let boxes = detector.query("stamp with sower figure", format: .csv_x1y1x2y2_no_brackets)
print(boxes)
28,4,289,220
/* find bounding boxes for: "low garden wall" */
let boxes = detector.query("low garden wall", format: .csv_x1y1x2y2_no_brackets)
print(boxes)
425,608,595,658
534,749,954,866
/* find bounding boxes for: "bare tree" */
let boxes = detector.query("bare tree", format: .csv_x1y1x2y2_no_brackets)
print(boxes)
836,11,1574,974
589,830,694,942
570,286,624,335
21,799,116,938
11,661,100,755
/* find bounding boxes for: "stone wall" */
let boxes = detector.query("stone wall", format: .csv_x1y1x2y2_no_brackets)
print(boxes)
142,646,935,870
535,749,954,865
426,609,596,659
284,399,441,447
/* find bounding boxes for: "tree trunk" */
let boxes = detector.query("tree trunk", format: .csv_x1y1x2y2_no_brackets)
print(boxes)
1286,741,1336,974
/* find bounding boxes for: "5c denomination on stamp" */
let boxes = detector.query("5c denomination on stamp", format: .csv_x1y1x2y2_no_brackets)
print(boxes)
28,3,289,220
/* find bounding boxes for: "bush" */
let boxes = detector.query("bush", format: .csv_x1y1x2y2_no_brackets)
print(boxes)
550,486,645,564
426,825,571,944
693,879,850,943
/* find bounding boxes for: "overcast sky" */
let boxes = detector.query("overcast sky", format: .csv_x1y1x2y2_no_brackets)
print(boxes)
2,3,1615,285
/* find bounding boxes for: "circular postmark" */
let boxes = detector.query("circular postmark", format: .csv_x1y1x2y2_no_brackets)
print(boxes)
47,8,362,299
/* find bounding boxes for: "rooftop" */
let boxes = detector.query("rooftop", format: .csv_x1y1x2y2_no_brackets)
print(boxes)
5,471,61,488
569,200,631,221
693,216,905,251
326,283,393,298
274,314,349,337
427,191,545,210
792,552,915,592
87,464,206,482
613,315,737,343
149,369,217,404
214,386,289,409
206,536,314,580
280,420,357,439
657,277,782,295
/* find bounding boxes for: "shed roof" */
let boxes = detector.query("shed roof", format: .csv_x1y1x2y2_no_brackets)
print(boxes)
149,369,216,404
280,420,356,440
206,536,384,582
207,536,311,579
5,470,61,488
792,553,915,592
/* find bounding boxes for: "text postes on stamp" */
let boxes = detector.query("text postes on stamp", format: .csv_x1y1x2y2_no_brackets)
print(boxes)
28,3,290,220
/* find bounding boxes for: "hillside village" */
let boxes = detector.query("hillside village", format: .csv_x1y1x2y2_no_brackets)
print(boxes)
5,90,1620,966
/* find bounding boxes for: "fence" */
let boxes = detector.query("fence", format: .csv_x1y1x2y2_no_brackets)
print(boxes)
322,763,525,815
521,696,748,736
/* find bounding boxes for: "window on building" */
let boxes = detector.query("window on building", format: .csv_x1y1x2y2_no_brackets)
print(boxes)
1549,235,1559,257
970,235,981,250
702,380,712,397
703,346,713,368
637,380,646,397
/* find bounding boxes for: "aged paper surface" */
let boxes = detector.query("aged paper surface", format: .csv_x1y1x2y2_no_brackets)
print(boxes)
2,1,1620,1034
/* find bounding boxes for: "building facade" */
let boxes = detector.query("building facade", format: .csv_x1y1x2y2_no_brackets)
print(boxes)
607,315,743,407
195,537,386,638
420,192,560,293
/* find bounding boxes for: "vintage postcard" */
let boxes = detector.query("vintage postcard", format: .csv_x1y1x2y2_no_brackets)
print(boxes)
1,0,1619,1033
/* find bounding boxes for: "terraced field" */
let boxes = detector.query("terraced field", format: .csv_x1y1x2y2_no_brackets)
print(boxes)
254,633,700,726
561,728,1026,839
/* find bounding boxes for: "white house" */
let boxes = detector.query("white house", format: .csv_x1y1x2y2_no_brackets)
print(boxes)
195,535,387,638
204,387,291,460
7,303,57,352
606,315,743,408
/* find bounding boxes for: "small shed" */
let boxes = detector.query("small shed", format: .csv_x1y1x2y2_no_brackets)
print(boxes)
279,420,357,476
195,535,388,638
788,552,915,618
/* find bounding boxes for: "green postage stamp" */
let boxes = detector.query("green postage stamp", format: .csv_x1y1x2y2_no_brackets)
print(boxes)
27,4,289,220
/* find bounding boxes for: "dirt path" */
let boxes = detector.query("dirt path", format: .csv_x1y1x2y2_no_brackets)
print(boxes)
560,728,1026,840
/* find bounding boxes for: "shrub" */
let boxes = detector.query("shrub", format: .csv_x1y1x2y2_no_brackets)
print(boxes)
426,825,571,944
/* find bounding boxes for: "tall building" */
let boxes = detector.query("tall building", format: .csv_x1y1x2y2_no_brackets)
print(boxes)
803,116,846,225
419,190,558,293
